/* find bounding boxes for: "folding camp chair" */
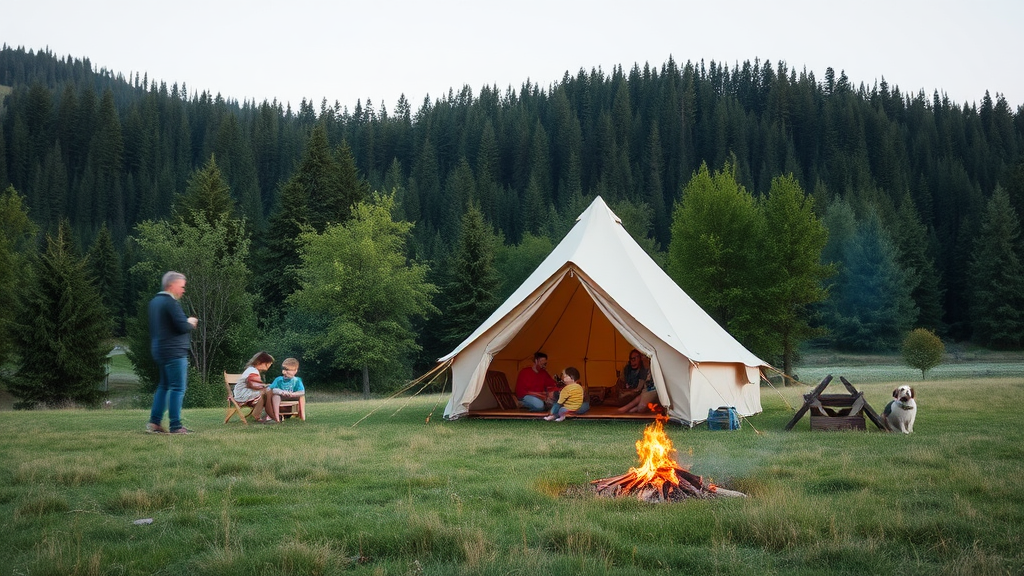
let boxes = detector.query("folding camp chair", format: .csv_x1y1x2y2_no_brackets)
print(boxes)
485,371,520,410
224,372,258,425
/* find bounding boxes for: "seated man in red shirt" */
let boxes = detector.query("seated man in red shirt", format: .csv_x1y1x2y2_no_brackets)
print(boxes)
516,351,556,412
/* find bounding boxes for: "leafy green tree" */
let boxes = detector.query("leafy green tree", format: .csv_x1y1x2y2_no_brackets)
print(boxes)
9,221,111,408
288,193,437,398
901,328,945,379
758,174,834,374
128,161,258,404
0,186,38,371
667,161,762,347
968,187,1024,349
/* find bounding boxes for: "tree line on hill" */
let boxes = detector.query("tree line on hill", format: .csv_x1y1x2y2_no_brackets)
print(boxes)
1,45,1023,407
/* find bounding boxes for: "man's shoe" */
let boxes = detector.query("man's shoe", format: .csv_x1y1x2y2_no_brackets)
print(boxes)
543,414,557,421
555,415,567,422
146,423,167,434
168,427,192,435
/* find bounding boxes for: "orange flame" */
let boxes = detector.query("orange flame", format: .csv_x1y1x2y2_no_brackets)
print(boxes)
628,416,681,488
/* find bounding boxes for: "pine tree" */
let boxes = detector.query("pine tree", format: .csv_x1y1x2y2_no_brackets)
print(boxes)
968,187,1024,349
334,140,370,225
173,155,235,227
888,194,945,332
437,203,500,351
255,124,359,319
10,221,111,408
0,186,38,369
823,210,917,351
87,223,124,334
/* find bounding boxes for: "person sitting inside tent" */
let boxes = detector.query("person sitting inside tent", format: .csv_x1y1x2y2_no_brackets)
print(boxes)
617,354,661,414
605,349,649,406
543,367,585,421
515,352,557,411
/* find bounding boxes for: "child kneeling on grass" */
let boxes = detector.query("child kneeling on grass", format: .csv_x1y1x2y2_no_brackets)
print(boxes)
265,357,305,423
544,367,583,422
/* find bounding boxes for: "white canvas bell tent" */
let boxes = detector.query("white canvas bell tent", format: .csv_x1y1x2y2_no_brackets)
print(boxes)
440,196,768,425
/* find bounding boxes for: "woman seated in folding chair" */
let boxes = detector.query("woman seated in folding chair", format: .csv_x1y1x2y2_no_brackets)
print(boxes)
234,351,274,422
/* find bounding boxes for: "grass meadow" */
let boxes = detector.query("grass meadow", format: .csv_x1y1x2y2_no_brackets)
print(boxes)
1,359,1023,576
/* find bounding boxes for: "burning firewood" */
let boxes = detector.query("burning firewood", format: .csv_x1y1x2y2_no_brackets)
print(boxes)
590,414,746,503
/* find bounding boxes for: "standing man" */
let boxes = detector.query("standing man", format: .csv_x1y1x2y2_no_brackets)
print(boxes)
515,352,556,412
147,271,198,434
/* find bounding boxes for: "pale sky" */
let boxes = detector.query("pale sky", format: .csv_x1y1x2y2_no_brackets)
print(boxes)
4,0,1023,114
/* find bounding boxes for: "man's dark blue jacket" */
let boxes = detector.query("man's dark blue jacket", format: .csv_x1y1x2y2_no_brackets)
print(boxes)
148,292,193,361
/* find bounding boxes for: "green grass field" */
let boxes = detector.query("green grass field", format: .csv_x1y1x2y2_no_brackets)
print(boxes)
2,363,1023,575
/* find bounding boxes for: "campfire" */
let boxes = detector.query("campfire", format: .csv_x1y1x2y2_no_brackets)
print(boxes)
591,411,745,503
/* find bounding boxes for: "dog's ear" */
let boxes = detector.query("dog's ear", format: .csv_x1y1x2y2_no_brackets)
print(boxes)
893,388,899,398
909,387,915,398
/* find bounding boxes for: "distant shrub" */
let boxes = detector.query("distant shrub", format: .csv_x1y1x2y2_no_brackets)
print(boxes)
901,328,945,379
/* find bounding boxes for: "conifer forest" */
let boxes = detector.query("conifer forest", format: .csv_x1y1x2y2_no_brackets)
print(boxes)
1,45,1023,402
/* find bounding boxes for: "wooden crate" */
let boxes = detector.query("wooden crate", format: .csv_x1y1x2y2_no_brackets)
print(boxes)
810,414,865,431
785,375,886,432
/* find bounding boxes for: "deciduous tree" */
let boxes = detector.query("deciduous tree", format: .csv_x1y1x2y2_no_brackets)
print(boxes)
288,193,437,398
667,161,763,349
901,328,944,379
128,162,258,404
758,174,833,374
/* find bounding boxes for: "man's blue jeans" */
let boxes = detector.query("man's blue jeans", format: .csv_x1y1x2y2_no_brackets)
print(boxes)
150,356,188,430
520,395,545,411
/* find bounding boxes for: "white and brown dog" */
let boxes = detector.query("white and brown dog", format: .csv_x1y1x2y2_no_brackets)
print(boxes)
883,385,917,433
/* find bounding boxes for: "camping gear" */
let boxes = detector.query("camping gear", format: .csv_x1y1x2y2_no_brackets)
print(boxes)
707,406,741,430
440,196,768,426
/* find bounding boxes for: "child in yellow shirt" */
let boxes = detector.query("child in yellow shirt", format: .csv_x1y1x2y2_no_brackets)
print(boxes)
543,367,584,422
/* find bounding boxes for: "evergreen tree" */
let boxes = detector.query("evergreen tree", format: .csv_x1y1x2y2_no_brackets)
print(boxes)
888,193,945,332
437,203,500,351
9,221,111,408
173,155,234,227
494,232,554,302
823,210,917,351
968,187,1024,349
333,140,371,226
87,223,124,334
0,186,38,371
255,124,363,319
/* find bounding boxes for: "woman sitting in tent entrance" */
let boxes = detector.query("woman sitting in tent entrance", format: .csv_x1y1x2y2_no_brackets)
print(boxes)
606,349,650,407
612,350,661,414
